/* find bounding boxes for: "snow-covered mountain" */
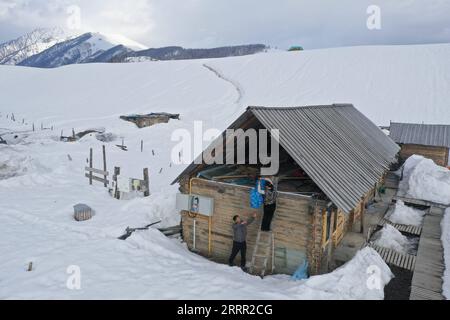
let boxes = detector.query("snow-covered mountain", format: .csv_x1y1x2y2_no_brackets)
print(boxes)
0,28,70,65
18,32,145,68
2,29,267,68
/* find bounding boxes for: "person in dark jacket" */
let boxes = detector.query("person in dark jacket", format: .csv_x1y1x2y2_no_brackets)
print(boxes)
228,213,256,270
258,176,278,231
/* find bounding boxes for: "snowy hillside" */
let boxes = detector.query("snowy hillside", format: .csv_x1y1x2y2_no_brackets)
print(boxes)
3,43,450,125
0,28,70,65
1,43,450,299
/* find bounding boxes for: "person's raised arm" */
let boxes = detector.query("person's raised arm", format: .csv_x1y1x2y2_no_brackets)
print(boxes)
257,178,264,195
246,212,257,225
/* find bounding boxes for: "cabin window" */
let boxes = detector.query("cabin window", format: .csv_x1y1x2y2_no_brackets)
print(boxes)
333,210,345,246
321,208,332,247
326,210,332,241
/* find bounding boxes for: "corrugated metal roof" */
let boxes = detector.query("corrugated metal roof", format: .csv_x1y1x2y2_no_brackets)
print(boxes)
173,104,399,213
389,122,450,148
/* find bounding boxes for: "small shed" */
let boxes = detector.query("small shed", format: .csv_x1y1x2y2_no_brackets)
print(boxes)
120,113,180,128
173,104,399,275
389,122,450,167
288,46,304,51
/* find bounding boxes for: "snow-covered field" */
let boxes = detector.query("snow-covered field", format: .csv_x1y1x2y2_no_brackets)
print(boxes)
0,118,392,299
2,43,450,299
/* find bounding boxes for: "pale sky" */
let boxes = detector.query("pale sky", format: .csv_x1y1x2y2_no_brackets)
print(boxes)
0,0,449,49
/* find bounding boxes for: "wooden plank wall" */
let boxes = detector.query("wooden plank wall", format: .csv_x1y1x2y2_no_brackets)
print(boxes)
399,144,449,167
181,178,327,274
179,178,382,275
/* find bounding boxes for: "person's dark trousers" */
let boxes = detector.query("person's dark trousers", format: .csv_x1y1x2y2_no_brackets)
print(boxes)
261,203,276,231
228,241,247,267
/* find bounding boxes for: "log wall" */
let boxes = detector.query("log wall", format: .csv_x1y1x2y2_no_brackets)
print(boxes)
399,144,449,167
179,177,381,275
180,178,329,275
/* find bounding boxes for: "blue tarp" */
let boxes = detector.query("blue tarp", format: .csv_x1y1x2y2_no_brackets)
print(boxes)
250,179,265,208
292,260,309,281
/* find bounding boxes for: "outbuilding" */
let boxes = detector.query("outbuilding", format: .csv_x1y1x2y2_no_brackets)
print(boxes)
173,104,399,276
389,122,450,167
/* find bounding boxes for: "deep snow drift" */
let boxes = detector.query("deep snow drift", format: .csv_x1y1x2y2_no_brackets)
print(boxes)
386,200,425,227
4,43,450,299
398,155,450,205
373,224,414,255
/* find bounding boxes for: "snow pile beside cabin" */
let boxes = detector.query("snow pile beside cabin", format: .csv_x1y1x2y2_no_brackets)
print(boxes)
291,247,392,300
386,200,425,227
372,224,413,255
399,155,450,205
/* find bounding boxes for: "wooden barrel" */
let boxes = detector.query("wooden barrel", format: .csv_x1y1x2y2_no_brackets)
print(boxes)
74,204,93,222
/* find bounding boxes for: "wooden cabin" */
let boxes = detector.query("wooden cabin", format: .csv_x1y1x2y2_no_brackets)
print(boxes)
173,104,399,276
389,122,450,167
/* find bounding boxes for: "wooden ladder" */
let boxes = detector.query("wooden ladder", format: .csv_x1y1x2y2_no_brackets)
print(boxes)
249,230,274,277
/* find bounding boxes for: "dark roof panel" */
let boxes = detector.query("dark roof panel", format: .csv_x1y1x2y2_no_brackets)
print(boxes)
249,105,399,212
390,122,450,148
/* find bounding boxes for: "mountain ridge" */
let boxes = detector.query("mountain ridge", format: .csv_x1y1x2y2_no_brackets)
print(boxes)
1,29,268,68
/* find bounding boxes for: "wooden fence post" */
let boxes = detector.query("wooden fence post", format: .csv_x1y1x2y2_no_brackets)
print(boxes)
102,145,107,187
114,167,121,199
141,140,143,152
89,148,93,185
32,123,35,131
143,168,150,197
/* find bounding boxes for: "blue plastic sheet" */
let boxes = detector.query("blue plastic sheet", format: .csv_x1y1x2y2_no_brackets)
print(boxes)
292,260,309,281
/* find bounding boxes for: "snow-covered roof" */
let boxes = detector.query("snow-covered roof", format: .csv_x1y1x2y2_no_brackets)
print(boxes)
174,104,400,213
390,122,450,148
